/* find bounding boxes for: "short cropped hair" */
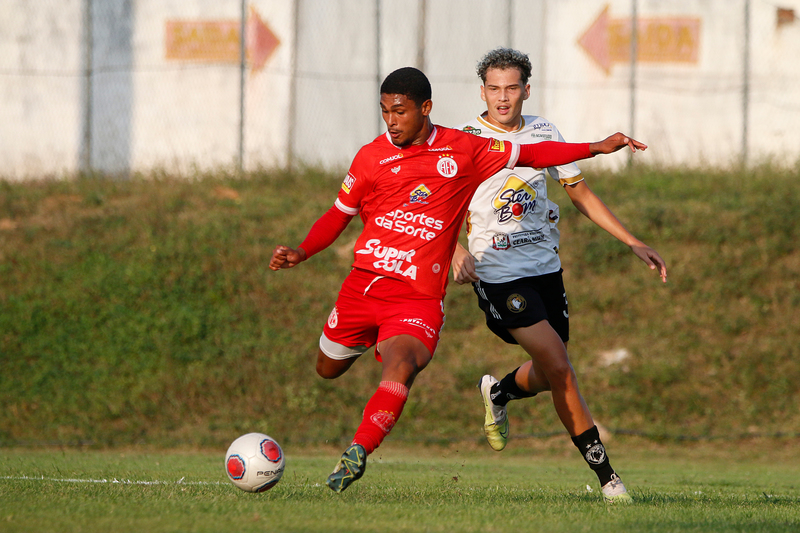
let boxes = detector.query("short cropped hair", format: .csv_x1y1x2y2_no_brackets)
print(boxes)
476,48,532,85
380,67,432,108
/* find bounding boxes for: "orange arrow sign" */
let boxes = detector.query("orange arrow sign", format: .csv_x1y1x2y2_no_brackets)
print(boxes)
578,5,700,74
165,7,280,73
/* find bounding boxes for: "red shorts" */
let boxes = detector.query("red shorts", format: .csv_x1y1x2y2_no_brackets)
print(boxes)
321,268,444,360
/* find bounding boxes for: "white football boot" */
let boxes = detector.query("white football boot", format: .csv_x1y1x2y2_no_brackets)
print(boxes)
479,375,509,451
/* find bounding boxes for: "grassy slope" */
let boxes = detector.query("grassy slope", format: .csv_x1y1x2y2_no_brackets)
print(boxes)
0,165,798,447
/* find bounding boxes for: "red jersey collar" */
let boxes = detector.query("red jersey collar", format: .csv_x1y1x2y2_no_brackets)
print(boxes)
383,126,439,150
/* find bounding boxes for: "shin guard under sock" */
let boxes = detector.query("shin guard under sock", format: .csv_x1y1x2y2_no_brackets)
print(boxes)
352,381,409,454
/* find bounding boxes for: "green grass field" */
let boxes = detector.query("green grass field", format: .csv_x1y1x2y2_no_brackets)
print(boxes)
2,440,799,532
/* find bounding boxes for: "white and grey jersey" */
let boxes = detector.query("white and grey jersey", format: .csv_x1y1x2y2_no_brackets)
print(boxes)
457,114,583,283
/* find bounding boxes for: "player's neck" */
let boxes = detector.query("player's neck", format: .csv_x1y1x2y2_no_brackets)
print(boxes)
408,119,434,146
481,111,522,133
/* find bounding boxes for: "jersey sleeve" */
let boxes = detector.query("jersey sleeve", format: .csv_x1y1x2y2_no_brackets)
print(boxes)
516,141,593,169
335,146,374,215
298,204,354,258
547,126,584,187
462,133,521,180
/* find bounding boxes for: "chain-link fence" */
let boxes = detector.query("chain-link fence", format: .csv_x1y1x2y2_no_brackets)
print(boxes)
1,0,799,179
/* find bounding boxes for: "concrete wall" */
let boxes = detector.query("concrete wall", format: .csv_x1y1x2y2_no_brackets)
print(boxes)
1,0,798,179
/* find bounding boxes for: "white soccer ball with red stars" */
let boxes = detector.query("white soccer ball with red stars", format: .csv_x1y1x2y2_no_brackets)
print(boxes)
225,433,285,492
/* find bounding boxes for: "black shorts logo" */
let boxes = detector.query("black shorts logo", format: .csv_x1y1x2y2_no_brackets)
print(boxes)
506,294,527,313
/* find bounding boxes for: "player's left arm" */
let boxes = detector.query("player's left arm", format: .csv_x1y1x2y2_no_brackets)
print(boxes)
565,180,667,283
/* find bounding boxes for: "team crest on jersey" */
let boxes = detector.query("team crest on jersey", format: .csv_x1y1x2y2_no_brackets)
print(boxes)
507,294,527,313
488,138,505,152
327,306,339,328
492,233,510,250
341,173,356,194
409,184,431,204
462,125,481,135
493,175,537,224
436,155,458,178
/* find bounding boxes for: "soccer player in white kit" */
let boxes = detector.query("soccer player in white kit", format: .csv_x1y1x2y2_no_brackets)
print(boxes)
452,48,668,503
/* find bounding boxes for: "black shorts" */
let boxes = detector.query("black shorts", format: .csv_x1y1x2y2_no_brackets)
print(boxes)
472,269,569,345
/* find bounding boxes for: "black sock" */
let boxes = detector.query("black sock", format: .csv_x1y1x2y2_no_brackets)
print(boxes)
489,367,537,407
571,425,615,486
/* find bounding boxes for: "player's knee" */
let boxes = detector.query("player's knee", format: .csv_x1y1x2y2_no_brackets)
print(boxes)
316,360,338,379
543,360,577,391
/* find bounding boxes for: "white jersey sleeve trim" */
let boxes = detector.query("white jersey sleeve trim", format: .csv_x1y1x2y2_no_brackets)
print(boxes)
505,142,521,169
334,198,359,215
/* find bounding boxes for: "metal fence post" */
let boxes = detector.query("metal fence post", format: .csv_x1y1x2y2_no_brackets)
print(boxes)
742,0,750,166
238,0,246,174
81,0,93,173
629,0,638,168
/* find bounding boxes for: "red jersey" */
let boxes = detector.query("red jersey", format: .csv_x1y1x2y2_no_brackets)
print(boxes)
334,125,520,299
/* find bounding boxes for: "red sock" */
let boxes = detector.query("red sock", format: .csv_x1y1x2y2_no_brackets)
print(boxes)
352,381,409,454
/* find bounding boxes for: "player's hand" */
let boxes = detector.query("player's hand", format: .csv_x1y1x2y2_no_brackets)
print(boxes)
630,243,667,283
269,245,307,271
589,132,647,155
452,243,480,284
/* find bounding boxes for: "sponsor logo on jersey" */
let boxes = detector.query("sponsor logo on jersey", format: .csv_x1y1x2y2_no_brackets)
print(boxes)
531,122,552,132
428,145,454,152
507,294,527,313
355,238,418,279
391,166,401,174
492,230,547,250
374,208,443,241
488,138,505,152
409,184,431,204
379,153,404,165
531,133,553,139
509,230,546,247
436,155,458,177
492,233,510,250
462,125,481,135
341,173,356,194
400,317,437,339
548,209,559,223
492,175,538,224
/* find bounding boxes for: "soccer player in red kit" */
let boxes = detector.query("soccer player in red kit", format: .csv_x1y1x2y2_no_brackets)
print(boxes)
269,67,646,493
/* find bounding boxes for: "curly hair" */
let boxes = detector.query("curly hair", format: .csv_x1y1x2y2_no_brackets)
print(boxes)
476,48,532,85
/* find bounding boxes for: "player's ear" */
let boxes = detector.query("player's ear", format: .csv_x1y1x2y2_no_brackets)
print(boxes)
420,99,433,117
523,84,531,101
480,85,487,102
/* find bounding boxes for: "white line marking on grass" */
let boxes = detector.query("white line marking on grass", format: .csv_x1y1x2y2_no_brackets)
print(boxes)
1,475,222,486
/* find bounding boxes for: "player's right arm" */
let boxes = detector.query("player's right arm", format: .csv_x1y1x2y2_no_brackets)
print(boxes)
270,148,372,271
268,204,355,270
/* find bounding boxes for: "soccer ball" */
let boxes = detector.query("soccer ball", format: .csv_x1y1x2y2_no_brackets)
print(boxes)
225,433,285,492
